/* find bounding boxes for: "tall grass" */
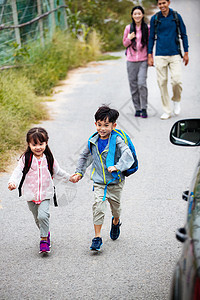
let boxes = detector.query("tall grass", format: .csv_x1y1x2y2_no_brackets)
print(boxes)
0,30,101,171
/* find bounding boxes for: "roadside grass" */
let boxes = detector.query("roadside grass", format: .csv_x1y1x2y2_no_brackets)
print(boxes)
0,30,102,172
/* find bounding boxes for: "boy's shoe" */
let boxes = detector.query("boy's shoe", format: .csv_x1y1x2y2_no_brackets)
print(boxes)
141,109,148,118
110,217,121,240
48,232,51,248
135,110,141,117
39,240,50,253
90,237,103,251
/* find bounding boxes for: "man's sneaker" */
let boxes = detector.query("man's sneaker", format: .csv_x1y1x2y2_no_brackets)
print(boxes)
90,237,103,251
48,232,51,248
135,110,141,117
160,113,171,120
174,102,181,115
141,109,148,118
110,217,121,240
39,240,50,253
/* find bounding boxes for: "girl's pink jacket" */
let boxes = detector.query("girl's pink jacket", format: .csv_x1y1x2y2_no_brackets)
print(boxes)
8,154,70,204
123,24,150,62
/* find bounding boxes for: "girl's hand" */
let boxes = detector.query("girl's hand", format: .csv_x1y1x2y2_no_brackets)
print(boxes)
108,166,118,173
8,182,16,191
69,174,82,183
128,32,136,40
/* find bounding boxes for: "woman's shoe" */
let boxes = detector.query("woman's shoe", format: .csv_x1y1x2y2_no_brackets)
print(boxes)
135,110,141,117
141,109,148,118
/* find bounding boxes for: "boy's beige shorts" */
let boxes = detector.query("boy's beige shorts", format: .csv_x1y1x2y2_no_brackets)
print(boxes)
92,181,125,225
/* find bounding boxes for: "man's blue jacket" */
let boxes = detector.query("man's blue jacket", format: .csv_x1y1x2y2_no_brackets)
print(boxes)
148,8,189,56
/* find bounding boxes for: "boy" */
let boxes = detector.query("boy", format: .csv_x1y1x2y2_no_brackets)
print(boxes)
148,0,189,120
72,105,134,251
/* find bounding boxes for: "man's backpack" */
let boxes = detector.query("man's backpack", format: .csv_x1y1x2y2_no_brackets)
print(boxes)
88,129,138,201
18,152,58,206
154,10,183,58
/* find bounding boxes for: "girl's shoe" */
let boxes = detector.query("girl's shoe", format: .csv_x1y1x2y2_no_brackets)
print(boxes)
135,110,141,117
90,237,103,251
39,240,50,253
141,109,148,118
110,217,121,240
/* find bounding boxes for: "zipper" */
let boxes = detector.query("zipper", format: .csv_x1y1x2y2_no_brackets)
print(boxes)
91,141,107,184
91,168,95,180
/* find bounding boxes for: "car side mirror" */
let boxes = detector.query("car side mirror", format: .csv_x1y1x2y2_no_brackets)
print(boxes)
170,119,200,146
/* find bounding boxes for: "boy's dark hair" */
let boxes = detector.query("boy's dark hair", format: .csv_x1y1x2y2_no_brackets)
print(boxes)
95,105,119,123
156,0,169,2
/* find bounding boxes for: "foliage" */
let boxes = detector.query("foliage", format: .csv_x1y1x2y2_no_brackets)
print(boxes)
65,0,156,51
0,71,48,171
22,30,101,95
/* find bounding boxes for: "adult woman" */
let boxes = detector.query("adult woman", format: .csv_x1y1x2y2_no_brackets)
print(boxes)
123,6,149,118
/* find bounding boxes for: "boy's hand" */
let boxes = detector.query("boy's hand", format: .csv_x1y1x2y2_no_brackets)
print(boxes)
69,174,82,183
108,166,118,173
8,182,16,191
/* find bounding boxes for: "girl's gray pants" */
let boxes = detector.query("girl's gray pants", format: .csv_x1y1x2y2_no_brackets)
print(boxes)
27,200,50,237
127,60,148,110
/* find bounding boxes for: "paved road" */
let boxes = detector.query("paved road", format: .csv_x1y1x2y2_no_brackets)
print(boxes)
1,0,200,299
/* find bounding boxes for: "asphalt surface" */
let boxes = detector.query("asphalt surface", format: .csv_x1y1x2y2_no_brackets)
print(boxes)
0,0,200,299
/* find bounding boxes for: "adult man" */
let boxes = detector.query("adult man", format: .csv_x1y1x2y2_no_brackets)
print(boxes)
148,0,189,120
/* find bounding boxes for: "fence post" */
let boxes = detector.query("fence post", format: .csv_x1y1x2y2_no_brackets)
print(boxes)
11,0,21,47
37,0,44,46
50,0,55,38
61,0,68,29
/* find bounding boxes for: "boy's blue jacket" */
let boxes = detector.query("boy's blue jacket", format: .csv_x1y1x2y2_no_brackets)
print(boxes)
148,8,189,56
75,130,134,185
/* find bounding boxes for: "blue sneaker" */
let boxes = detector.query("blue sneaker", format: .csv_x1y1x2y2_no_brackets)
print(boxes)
110,217,121,240
90,237,103,251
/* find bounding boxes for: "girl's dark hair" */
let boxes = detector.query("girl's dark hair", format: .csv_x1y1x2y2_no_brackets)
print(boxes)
130,6,149,51
95,105,119,123
23,127,54,175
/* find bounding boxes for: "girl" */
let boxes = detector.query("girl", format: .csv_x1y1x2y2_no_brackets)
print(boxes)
8,127,73,254
123,6,149,118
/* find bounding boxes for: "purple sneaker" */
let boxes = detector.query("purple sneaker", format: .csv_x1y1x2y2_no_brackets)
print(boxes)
39,240,50,253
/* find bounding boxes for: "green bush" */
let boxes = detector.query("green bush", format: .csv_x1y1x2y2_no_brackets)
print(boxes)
0,71,48,170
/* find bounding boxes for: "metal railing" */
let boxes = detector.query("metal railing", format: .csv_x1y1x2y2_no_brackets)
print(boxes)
0,0,67,66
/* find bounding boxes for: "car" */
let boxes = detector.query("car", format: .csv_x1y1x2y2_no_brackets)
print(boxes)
169,118,200,300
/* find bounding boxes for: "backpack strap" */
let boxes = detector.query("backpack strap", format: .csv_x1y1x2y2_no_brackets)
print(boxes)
125,22,135,56
18,152,33,197
172,10,183,58
154,12,161,41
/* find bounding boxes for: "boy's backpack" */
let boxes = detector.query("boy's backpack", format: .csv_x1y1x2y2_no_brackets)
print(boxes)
18,152,58,206
106,129,138,177
154,10,183,58
88,129,138,200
